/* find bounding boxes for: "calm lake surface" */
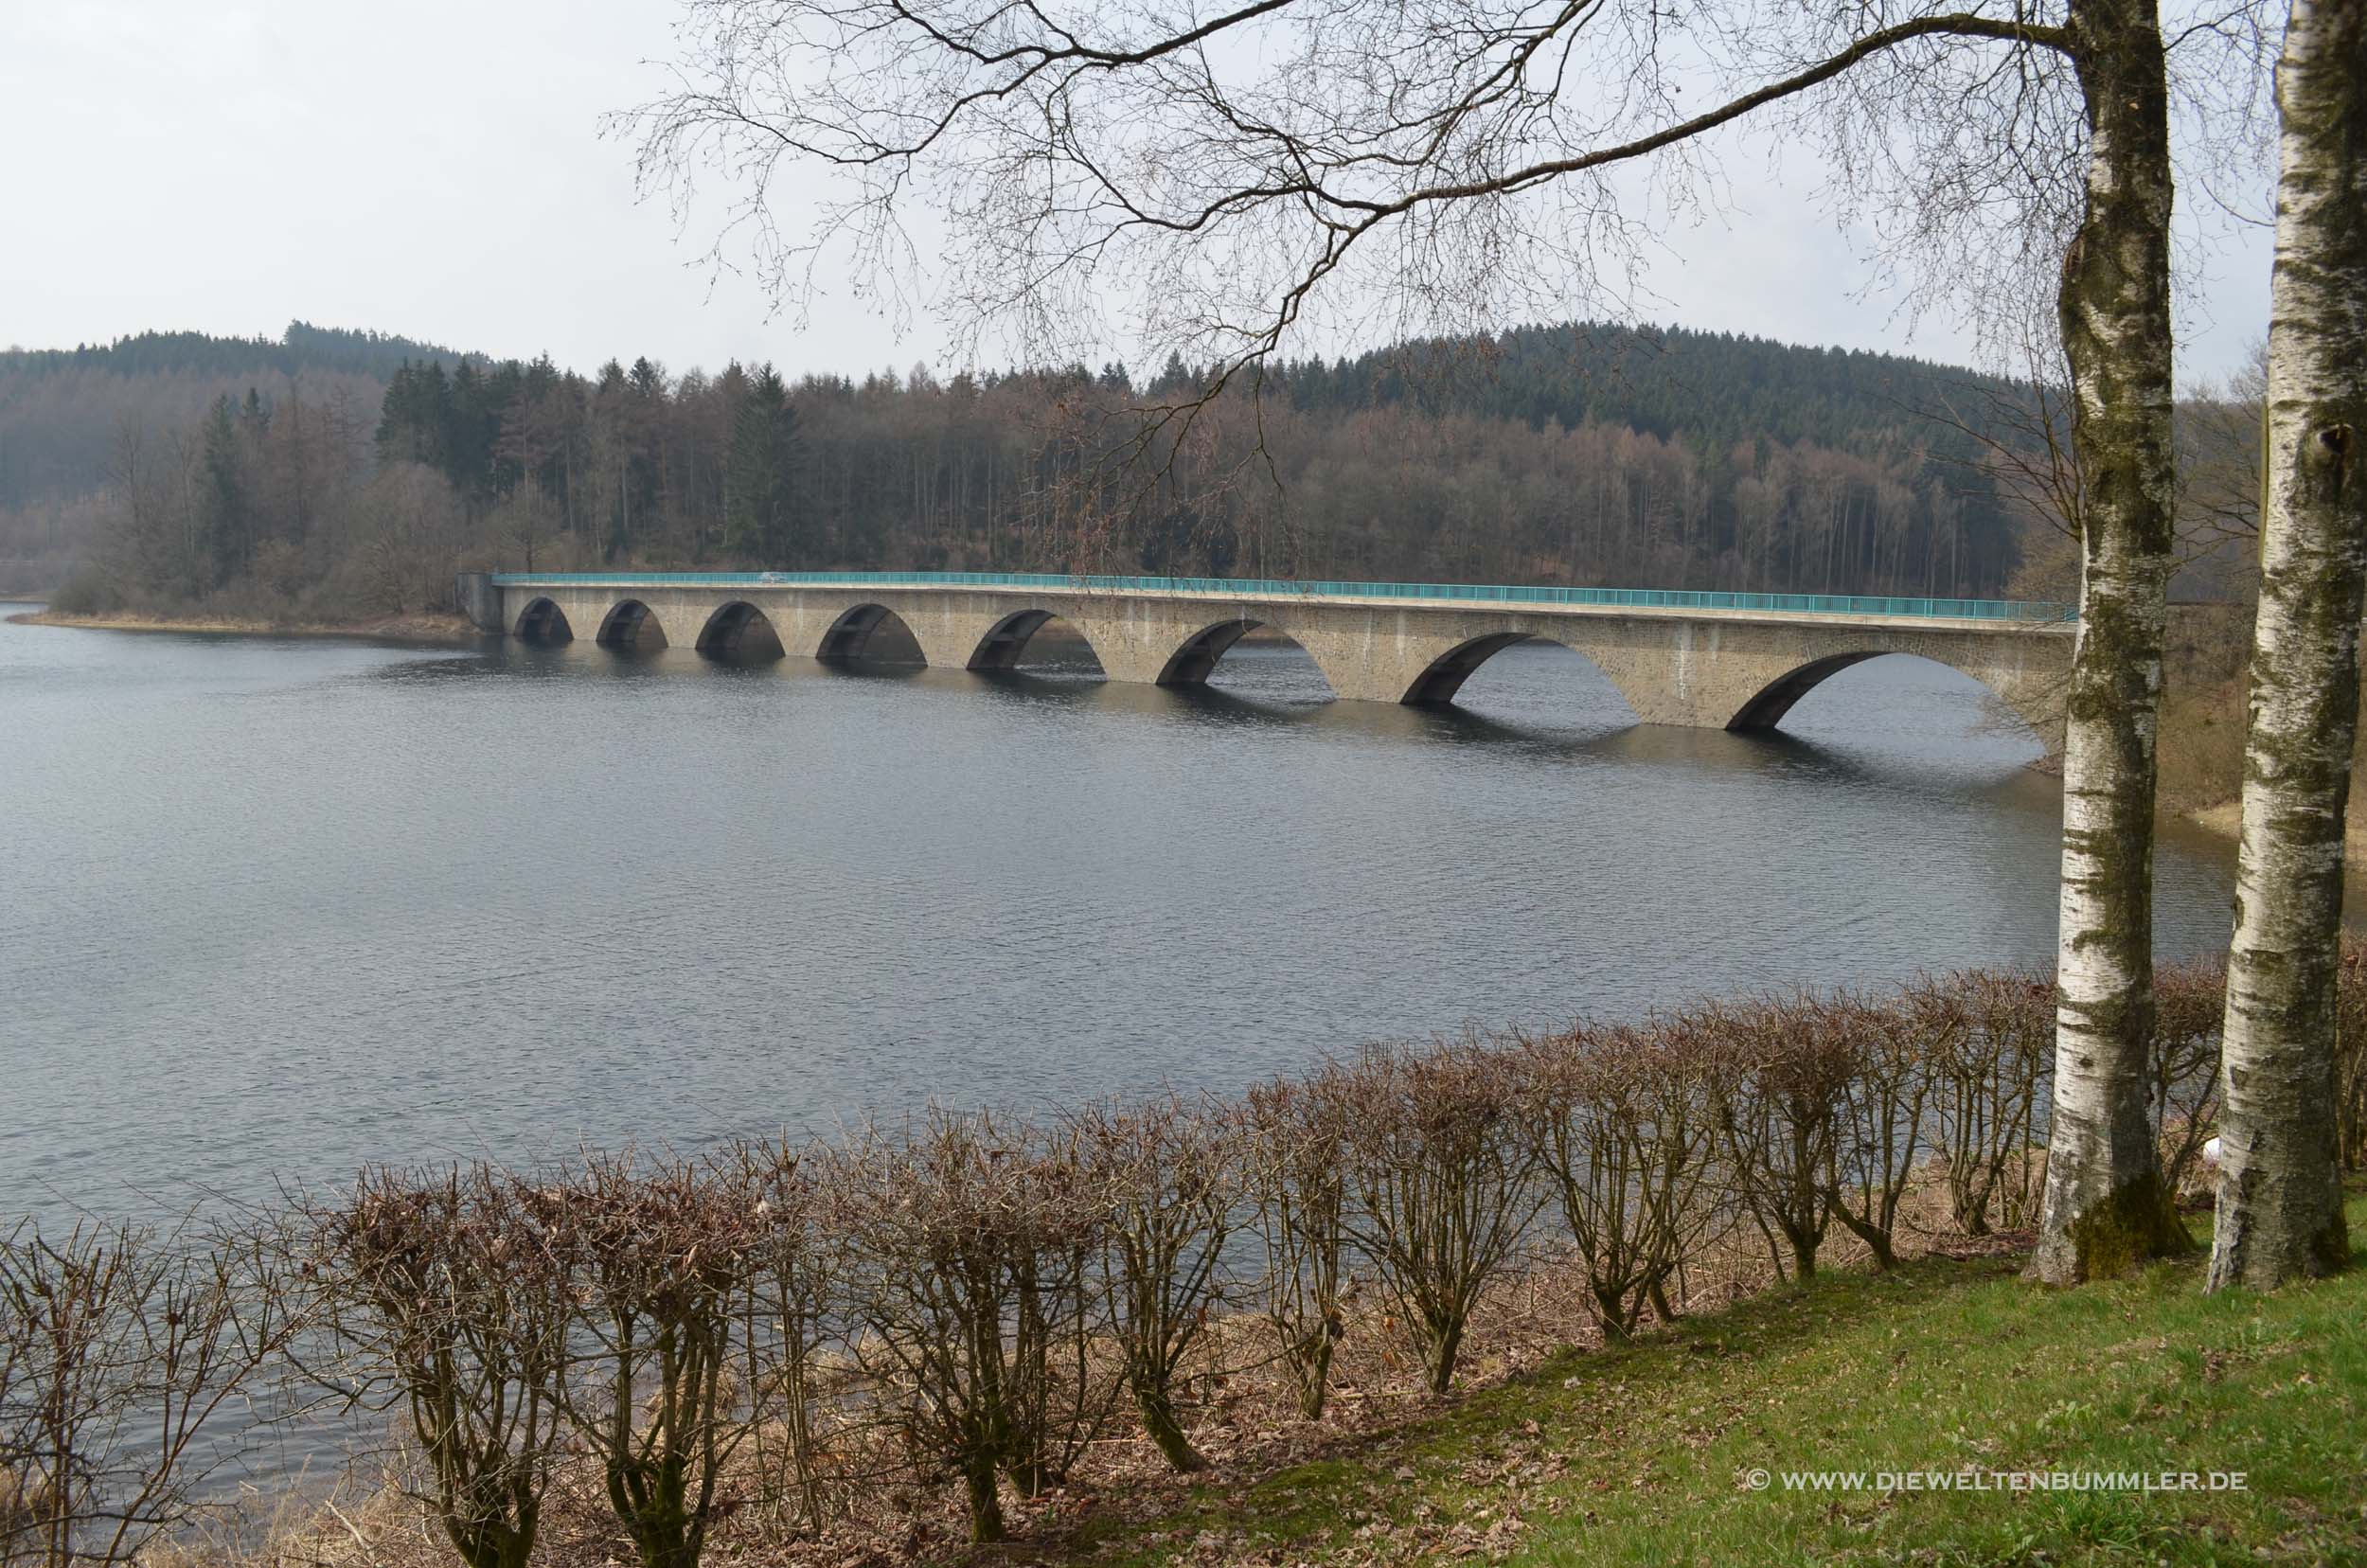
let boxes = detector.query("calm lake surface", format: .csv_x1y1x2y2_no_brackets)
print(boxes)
0,603,2241,1221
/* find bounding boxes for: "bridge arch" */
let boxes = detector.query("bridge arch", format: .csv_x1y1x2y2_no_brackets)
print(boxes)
967,609,1104,672
695,600,784,659
1156,617,1258,685
596,599,668,649
1397,631,1642,721
514,597,573,644
1400,633,1536,704
1727,652,1882,731
816,603,926,665
1726,650,2054,744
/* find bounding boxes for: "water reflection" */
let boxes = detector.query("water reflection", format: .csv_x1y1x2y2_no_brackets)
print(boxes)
0,608,2240,1225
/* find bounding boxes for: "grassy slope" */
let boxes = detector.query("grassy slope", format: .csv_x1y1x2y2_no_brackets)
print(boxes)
1082,1198,2367,1567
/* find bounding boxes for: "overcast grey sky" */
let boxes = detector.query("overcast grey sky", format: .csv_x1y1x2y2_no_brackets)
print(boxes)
1,0,2274,383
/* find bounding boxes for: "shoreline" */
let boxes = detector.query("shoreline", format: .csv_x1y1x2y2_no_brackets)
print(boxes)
5,607,484,647
2191,801,2245,841
2187,796,2367,860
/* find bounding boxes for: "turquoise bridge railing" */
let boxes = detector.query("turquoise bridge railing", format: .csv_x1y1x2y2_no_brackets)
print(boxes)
488,571,2076,623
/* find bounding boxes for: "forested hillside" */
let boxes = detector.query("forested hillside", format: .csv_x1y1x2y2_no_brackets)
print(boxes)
3,321,2041,611
0,324,461,506
1285,324,2012,452
0,325,467,593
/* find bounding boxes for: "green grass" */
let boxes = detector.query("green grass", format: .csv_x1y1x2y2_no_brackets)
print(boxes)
1083,1199,2367,1566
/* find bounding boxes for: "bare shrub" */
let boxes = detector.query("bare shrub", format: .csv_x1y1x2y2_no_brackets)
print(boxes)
725,1139,844,1533
828,1110,1112,1544
309,1167,574,1568
1524,1021,1721,1339
535,1152,761,1568
0,1216,298,1568
5,955,2296,1568
1331,1040,1544,1395
1825,992,1934,1270
2150,961,2228,1199
1708,997,1859,1281
1069,1093,1239,1473
1241,1072,1351,1421
1921,971,2056,1235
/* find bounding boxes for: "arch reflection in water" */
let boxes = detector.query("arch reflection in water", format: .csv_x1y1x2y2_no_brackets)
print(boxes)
0,606,2248,1240
1413,636,1640,736
1174,624,1334,705
1774,653,2049,761
1731,650,2052,747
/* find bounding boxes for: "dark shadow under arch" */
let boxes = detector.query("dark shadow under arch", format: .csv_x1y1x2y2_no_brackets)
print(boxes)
817,603,924,665
514,597,573,644
596,599,668,650
695,600,785,660
968,609,1106,673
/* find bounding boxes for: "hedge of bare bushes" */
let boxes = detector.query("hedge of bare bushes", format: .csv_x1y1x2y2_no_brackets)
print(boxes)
9,955,2367,1562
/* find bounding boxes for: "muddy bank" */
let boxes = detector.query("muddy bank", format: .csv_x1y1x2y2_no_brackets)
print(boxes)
2188,798,2367,862
6,608,483,646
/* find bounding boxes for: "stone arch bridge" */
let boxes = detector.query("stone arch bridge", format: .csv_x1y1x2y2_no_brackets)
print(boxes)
458,571,2076,748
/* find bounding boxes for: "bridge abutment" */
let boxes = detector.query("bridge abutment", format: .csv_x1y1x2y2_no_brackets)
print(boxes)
454,571,506,633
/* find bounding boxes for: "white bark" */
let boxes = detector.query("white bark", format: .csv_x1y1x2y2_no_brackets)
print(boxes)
2026,0,2190,1284
2207,0,2366,1292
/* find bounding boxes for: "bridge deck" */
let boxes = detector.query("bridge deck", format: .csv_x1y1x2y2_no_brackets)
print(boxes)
472,569,2074,745
488,571,2075,634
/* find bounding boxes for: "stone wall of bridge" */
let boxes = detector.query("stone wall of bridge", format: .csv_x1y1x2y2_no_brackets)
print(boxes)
467,576,2074,750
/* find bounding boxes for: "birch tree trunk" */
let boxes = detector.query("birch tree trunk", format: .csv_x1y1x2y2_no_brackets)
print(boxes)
2207,0,2366,1293
2026,0,2194,1284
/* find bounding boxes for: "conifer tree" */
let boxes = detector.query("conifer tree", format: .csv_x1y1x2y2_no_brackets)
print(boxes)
724,366,802,562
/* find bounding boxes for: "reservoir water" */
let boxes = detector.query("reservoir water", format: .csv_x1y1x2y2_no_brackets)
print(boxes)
0,604,2240,1222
